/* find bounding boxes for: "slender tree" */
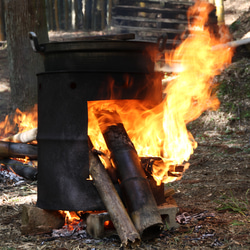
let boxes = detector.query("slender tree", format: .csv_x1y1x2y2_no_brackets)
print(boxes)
85,0,92,30
47,0,55,30
5,0,48,111
75,0,83,30
0,0,5,41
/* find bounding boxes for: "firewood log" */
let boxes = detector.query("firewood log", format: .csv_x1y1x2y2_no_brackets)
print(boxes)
88,138,140,247
0,141,37,159
94,110,163,240
1,159,37,181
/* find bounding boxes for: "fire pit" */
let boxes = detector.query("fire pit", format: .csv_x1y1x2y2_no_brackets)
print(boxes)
29,32,163,212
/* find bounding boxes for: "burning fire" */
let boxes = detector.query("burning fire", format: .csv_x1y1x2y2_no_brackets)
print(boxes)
60,211,80,224
89,1,233,184
0,1,233,186
0,104,37,139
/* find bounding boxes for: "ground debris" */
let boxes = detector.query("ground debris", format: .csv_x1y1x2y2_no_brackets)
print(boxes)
176,211,215,224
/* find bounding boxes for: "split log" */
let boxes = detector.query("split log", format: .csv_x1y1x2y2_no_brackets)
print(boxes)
88,138,140,247
141,156,188,181
0,141,37,159
95,110,163,240
1,159,37,181
3,128,37,143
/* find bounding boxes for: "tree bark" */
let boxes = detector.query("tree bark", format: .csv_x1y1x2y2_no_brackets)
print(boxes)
5,0,48,112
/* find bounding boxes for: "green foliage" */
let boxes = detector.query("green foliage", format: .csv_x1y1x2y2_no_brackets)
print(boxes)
218,81,234,97
230,220,245,226
243,147,250,154
164,221,170,230
214,189,249,216
243,111,250,118
229,20,241,32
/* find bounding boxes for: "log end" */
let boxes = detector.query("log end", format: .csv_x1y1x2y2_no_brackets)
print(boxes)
131,207,163,241
140,223,163,241
123,233,141,248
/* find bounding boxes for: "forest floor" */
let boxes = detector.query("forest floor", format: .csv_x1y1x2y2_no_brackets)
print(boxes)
0,1,250,250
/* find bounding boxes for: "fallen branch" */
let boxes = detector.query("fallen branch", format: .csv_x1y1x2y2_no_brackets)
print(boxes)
88,138,140,247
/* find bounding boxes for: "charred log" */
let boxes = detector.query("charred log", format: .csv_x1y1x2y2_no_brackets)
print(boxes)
1,159,37,181
141,156,188,181
140,156,165,205
88,138,140,247
95,110,163,240
0,141,37,159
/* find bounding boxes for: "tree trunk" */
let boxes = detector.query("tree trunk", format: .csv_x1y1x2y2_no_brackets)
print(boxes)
47,0,55,31
54,0,60,30
64,0,69,30
5,0,48,112
85,0,92,30
0,0,5,41
74,0,83,30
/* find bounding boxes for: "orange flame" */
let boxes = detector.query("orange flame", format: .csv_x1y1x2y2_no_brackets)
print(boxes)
89,1,233,184
59,210,81,230
0,105,37,139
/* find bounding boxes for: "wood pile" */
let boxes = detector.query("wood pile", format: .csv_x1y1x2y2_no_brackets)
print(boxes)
0,129,38,182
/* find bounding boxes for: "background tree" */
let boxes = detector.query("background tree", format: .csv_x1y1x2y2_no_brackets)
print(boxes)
0,0,5,41
5,0,48,112
75,0,83,30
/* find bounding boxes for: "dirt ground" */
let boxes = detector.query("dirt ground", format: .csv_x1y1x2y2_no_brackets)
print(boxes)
0,1,250,250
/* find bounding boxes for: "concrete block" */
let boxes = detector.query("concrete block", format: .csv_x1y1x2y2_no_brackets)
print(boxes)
86,202,179,239
20,204,65,235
